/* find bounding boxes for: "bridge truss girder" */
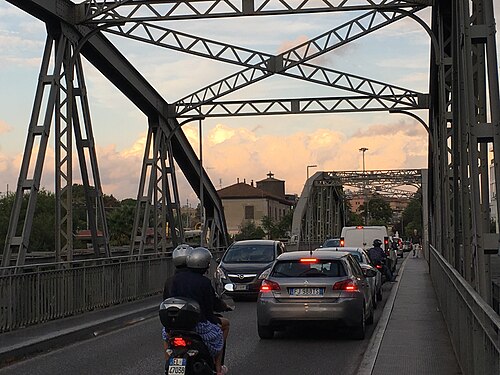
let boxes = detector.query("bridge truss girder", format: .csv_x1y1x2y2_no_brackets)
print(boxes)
79,0,431,23
429,0,500,303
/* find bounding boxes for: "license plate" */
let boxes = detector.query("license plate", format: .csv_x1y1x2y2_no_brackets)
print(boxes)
168,358,186,374
289,287,324,296
234,284,248,291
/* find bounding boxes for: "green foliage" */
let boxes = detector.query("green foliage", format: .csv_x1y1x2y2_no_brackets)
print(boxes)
401,191,423,238
107,199,136,246
261,210,293,239
360,196,393,225
235,220,265,240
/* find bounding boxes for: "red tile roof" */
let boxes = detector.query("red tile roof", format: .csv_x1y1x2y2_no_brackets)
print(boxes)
218,183,293,205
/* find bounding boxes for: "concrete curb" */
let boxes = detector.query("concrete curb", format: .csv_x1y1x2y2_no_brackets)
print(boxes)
0,303,158,367
356,254,411,375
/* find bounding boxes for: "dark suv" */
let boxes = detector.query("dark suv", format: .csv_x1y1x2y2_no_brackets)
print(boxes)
215,240,286,298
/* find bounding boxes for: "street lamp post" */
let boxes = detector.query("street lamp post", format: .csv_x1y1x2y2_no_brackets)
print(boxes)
359,147,369,225
307,164,318,180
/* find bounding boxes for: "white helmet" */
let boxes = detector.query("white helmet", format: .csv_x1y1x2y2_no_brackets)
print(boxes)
186,247,212,269
172,244,193,268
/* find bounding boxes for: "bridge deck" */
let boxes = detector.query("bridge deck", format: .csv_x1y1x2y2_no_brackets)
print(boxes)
0,254,462,374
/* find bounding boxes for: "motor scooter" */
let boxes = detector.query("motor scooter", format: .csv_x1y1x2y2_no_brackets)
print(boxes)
159,284,234,375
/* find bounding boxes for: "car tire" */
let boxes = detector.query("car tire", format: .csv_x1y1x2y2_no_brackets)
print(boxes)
258,324,274,339
352,308,365,340
366,301,374,325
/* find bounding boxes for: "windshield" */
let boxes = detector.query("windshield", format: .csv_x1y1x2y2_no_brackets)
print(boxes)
271,260,346,277
223,244,275,263
323,239,340,247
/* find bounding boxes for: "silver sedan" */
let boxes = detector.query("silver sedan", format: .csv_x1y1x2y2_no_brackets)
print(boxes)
257,250,376,340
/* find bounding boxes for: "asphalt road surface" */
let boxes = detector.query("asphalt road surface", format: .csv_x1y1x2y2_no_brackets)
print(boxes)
0,266,401,375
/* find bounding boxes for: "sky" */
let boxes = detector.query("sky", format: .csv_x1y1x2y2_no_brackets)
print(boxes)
1,2,499,205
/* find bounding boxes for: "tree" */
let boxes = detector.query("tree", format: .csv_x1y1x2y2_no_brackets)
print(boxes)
107,199,136,246
234,221,265,240
261,210,294,239
400,191,423,238
360,196,393,225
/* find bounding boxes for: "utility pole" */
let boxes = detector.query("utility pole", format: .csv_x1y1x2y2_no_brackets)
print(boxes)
359,148,369,225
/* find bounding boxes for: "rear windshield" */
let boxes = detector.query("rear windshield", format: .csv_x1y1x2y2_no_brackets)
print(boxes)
223,244,275,263
348,252,362,263
271,260,346,277
323,239,340,247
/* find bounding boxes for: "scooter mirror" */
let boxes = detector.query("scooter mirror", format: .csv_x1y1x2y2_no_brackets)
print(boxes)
224,283,235,292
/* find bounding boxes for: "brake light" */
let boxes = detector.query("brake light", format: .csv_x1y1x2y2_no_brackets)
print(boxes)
300,258,318,263
356,226,363,229
333,279,359,291
376,264,382,269
340,238,345,247
171,337,191,347
260,279,281,292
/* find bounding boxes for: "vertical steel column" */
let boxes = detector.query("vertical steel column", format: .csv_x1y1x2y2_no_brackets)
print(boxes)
55,36,73,262
1,31,65,268
71,53,111,258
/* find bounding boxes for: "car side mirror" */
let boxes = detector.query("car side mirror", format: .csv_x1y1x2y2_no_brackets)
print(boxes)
363,269,377,278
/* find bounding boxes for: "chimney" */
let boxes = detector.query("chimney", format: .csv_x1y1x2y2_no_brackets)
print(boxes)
237,178,240,183
244,178,246,184
251,180,254,187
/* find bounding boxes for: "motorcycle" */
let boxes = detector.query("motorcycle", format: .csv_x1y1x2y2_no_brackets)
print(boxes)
159,284,235,375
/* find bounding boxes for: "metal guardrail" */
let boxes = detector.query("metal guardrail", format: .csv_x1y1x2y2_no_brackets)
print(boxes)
429,245,500,375
0,251,224,333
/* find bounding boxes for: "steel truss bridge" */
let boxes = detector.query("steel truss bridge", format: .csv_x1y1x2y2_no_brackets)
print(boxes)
290,168,423,248
1,1,500,364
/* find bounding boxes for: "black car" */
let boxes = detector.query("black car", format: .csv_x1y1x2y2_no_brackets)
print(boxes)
215,240,286,298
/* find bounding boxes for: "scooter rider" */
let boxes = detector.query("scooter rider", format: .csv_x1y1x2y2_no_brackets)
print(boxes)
368,239,396,282
163,247,230,375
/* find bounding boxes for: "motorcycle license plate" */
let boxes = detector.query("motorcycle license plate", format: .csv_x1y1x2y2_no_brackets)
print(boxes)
168,358,186,374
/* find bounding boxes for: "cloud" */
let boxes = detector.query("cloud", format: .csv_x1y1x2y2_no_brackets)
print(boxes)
0,119,12,134
0,120,427,201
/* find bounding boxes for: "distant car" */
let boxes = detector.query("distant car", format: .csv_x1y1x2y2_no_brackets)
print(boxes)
215,240,286,298
322,238,342,247
403,241,413,252
257,250,376,340
318,246,382,307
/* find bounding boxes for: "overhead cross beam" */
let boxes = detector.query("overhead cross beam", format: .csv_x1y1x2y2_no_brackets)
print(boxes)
79,0,431,23
104,7,426,115
175,94,426,118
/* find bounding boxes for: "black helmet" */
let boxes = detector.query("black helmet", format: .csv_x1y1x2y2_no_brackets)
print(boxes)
186,247,212,270
373,239,383,247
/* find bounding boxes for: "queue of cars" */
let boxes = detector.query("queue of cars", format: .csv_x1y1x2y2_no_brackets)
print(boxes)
215,232,394,340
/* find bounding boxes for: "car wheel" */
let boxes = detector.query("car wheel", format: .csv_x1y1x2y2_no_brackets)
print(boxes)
377,289,383,301
366,300,374,325
352,307,366,340
258,324,275,339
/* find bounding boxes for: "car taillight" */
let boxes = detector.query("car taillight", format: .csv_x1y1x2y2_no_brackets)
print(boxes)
333,279,358,291
340,238,345,247
376,264,382,269
300,258,317,263
171,337,191,347
260,279,280,292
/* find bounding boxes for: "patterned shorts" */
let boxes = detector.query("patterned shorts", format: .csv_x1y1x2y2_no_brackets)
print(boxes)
162,321,223,358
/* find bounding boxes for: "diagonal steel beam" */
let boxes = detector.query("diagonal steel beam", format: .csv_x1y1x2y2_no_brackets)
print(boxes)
104,7,420,72
175,94,427,118
78,0,431,23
